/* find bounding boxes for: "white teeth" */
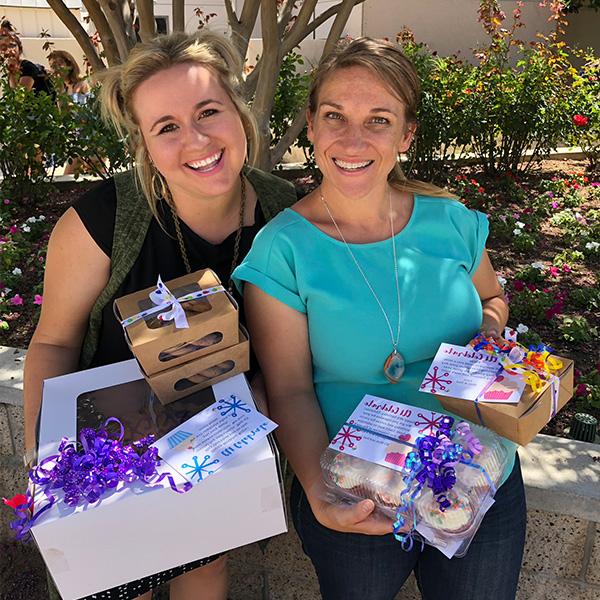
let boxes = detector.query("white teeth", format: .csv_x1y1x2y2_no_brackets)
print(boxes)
186,150,223,170
334,158,372,170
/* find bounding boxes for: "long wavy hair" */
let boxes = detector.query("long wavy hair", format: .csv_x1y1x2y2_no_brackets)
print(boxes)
99,31,258,218
309,37,455,199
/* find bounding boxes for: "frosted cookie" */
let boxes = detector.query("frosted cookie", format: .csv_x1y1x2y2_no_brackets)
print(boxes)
417,488,475,533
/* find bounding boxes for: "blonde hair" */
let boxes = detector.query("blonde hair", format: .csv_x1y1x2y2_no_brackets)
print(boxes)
309,37,455,199
48,50,82,85
98,31,258,217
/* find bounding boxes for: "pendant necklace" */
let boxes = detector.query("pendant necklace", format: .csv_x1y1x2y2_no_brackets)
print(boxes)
167,175,246,293
320,188,405,383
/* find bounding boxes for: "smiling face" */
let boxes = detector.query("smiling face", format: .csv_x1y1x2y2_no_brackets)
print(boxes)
307,65,414,200
133,62,247,205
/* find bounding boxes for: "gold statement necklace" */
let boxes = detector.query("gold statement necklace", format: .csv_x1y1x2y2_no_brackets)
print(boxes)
320,189,405,383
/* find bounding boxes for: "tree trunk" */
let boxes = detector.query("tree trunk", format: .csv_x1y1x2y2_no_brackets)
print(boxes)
173,0,185,32
251,0,282,171
82,0,120,66
136,0,156,42
98,0,134,60
45,0,106,71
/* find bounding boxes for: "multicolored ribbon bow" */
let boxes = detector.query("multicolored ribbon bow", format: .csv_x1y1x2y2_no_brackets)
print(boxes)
470,333,563,394
393,417,489,549
120,276,225,330
2,418,191,541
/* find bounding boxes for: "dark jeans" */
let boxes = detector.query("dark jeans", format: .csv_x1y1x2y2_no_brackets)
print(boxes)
291,457,526,600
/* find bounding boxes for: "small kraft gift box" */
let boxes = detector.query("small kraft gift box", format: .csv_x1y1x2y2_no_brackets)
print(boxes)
29,360,287,600
146,326,250,405
114,269,239,376
436,356,574,445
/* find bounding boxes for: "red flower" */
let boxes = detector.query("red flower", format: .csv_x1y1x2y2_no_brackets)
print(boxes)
549,266,560,278
573,114,589,127
527,283,537,292
575,383,589,397
513,280,525,292
2,494,28,509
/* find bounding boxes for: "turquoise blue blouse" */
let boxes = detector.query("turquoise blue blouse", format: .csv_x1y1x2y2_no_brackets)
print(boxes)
233,195,516,482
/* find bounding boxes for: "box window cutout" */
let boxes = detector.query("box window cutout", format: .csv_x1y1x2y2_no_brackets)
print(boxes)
174,360,236,391
137,282,212,330
158,331,224,362
76,379,215,445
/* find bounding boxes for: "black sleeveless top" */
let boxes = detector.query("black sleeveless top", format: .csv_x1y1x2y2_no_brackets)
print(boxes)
74,179,267,368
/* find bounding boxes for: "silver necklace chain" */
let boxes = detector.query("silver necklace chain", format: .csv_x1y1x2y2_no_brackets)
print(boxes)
320,189,401,351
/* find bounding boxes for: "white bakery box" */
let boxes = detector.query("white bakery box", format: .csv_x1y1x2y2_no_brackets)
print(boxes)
32,360,287,600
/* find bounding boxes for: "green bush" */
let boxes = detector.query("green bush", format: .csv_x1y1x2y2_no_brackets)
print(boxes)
567,52,600,169
462,4,573,174
400,36,471,181
63,85,130,178
0,74,70,199
270,51,312,166
559,315,598,343
0,77,130,199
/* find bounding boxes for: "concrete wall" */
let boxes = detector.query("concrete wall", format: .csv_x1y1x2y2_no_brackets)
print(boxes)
2,1,598,72
362,0,555,59
1,345,599,599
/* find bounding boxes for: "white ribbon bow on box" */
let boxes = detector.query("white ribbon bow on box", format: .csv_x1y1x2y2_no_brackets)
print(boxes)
120,276,225,330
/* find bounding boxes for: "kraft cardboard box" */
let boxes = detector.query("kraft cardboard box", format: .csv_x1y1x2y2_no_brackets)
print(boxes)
436,357,574,445
146,327,250,405
114,269,238,376
34,361,287,600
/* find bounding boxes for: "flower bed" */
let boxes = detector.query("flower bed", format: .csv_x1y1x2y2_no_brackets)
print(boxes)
0,162,598,438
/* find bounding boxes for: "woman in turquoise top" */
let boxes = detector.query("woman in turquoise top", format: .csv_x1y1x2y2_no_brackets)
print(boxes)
234,38,526,600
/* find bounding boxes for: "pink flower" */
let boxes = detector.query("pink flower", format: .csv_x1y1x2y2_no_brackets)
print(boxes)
549,266,560,278
562,264,571,273
3,199,10,205
551,201,559,209
513,8,521,18
9,294,23,306
573,114,589,127
575,383,589,397
513,280,525,292
8,225,17,235
34,294,43,305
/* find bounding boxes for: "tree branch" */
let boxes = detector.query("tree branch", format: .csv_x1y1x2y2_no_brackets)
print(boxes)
231,0,261,64
224,0,238,25
278,0,297,37
283,0,365,55
98,0,133,60
270,98,308,166
320,0,357,58
136,0,156,43
81,0,119,66
284,0,318,45
173,0,184,32
252,0,282,169
45,0,106,71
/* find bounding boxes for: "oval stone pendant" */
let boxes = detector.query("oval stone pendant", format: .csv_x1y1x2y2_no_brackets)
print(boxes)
384,350,405,383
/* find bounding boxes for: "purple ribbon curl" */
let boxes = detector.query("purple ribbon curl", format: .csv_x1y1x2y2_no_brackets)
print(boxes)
393,415,484,545
5,417,191,541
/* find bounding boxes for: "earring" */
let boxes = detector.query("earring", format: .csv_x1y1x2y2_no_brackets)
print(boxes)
151,168,170,201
